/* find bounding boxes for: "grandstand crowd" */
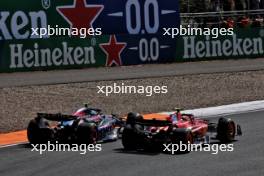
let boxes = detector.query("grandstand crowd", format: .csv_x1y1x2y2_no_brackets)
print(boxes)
180,0,264,28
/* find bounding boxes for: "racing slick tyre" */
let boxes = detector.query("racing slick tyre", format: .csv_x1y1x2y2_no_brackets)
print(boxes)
122,128,137,150
171,129,194,154
122,112,144,150
217,117,236,143
27,118,54,144
76,122,97,144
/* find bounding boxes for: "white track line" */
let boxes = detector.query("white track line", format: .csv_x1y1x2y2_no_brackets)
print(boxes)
160,100,264,117
0,142,28,149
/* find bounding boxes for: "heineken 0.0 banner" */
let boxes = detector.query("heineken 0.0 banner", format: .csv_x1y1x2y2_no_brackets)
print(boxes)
0,0,180,72
0,0,263,73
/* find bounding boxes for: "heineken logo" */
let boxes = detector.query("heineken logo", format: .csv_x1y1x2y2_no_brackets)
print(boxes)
183,35,264,59
0,11,47,40
9,42,96,68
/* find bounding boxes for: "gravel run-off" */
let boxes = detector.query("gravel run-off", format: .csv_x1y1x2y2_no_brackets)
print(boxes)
1,70,264,133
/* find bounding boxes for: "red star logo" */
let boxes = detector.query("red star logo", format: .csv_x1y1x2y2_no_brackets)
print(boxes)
57,0,103,29
100,35,127,66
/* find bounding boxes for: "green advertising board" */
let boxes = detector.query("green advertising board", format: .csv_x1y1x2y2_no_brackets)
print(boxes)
0,0,263,73
0,0,111,72
0,0,182,72
174,28,264,61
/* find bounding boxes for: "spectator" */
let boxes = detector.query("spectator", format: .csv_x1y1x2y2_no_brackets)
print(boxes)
235,0,248,10
221,17,235,28
237,16,251,27
252,15,264,27
250,0,260,10
260,0,264,9
223,0,235,11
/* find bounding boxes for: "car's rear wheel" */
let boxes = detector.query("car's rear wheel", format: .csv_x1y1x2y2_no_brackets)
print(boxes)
76,122,97,144
27,118,54,144
217,117,236,143
171,129,193,154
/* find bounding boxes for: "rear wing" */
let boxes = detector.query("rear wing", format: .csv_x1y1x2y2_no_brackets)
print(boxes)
36,113,77,121
134,118,172,127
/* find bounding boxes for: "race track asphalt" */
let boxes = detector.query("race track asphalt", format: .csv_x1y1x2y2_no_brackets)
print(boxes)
0,111,263,176
0,58,264,87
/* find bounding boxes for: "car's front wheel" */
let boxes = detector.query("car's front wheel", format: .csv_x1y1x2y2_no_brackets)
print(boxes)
217,117,236,143
122,128,138,150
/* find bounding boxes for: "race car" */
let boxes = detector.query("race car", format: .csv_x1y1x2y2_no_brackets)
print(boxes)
27,104,124,144
121,109,242,153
